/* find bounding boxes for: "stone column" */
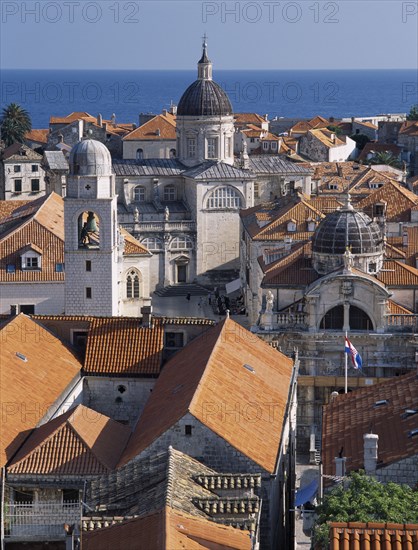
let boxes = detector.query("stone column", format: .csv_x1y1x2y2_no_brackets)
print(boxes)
163,234,171,287
343,301,350,332
364,433,379,477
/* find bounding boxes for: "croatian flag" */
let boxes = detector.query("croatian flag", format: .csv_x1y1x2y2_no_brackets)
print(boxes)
345,337,362,370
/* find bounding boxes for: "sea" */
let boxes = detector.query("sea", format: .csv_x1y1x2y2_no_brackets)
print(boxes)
0,69,417,128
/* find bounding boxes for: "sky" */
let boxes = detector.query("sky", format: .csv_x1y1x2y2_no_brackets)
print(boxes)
0,0,417,70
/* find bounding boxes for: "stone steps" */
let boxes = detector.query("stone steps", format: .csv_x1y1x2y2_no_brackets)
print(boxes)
154,283,210,297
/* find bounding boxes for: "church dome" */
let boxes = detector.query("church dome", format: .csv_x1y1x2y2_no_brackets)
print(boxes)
177,38,233,117
312,204,383,255
69,138,112,177
177,80,233,116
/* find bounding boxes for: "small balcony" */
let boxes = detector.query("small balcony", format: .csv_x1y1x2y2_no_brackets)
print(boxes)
4,501,81,541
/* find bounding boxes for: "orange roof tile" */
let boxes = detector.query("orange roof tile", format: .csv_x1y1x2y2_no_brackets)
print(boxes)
0,314,82,467
387,300,413,315
82,507,252,550
120,228,151,255
377,260,418,287
83,317,164,375
50,112,95,124
119,318,294,472
7,405,131,475
329,523,418,550
0,193,65,282
322,372,418,478
234,112,266,127
308,128,345,148
24,129,49,144
123,113,176,141
0,201,31,222
357,180,418,222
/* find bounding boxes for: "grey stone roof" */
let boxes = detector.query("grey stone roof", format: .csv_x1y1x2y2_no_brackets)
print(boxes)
69,138,112,176
312,205,384,255
85,446,261,530
177,79,233,117
113,159,185,177
183,161,253,180
1,143,43,162
248,156,313,175
43,151,69,171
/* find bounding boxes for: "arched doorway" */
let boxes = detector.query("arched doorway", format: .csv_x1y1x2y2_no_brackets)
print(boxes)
320,304,373,330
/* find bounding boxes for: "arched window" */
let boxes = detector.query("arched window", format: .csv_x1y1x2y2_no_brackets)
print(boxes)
126,270,141,298
136,149,143,160
206,186,242,210
169,148,176,158
141,237,163,251
163,185,176,202
320,305,373,331
78,211,99,249
133,185,145,202
170,236,193,250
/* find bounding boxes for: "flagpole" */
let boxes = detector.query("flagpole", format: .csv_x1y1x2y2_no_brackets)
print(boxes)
344,331,348,394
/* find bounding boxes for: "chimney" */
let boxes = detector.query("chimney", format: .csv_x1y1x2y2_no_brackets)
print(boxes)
334,456,346,477
141,305,152,328
351,116,355,123
402,230,408,247
331,133,336,143
264,114,268,121
111,113,116,126
330,391,339,402
58,133,64,143
363,433,379,476
162,109,168,117
169,101,177,115
97,113,103,127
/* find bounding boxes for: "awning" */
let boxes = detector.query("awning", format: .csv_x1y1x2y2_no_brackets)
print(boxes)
225,278,242,295
295,478,318,507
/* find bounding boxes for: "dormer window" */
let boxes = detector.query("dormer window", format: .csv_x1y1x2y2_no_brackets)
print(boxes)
21,245,42,270
307,220,316,232
262,141,269,150
287,220,297,232
328,183,338,190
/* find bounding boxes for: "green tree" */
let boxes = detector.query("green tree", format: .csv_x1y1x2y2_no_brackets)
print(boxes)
406,104,418,121
350,133,370,151
0,103,32,147
313,472,418,548
370,151,402,169
327,125,343,136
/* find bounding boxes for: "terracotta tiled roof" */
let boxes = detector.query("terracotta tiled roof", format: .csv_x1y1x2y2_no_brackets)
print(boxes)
1,142,43,161
307,196,344,213
7,405,131,475
308,128,345,148
377,260,418,287
387,227,418,266
309,115,329,128
82,507,252,550
322,372,418,478
290,120,314,134
120,228,151,255
234,112,266,127
119,318,294,471
0,314,82,467
261,242,318,286
24,129,49,144
0,201,30,222
329,522,418,550
251,199,324,241
399,121,418,135
49,112,95,124
0,193,65,282
358,142,402,162
123,113,176,141
83,317,164,375
387,300,413,315
357,180,418,222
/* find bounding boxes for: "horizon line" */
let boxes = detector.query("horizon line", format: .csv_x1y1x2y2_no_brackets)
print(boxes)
2,67,417,72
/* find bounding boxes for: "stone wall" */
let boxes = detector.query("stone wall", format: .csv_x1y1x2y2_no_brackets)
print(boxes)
83,377,155,427
377,455,418,487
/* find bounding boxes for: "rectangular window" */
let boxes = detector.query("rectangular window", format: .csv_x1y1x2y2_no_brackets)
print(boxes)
14,179,22,193
72,331,88,351
165,332,184,348
250,138,255,143
14,489,33,505
86,287,92,299
31,179,40,192
185,425,193,436
271,141,278,150
25,256,39,269
207,138,217,158
163,186,176,201
86,260,92,272
55,263,64,272
31,164,38,172
14,165,21,173
254,182,259,198
187,138,196,158
62,489,79,505
225,136,231,157
6,264,16,273
20,304,35,314
262,141,269,150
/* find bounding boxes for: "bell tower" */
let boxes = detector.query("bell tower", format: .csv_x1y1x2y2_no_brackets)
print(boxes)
64,137,122,316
